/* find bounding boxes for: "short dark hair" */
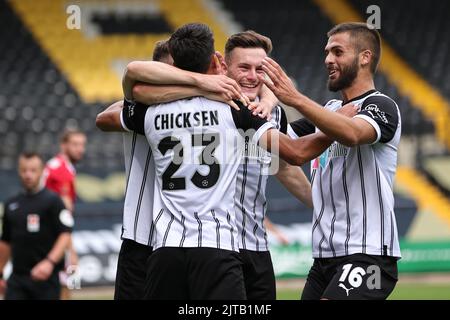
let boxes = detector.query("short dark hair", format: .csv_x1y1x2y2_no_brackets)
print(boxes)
168,23,214,73
152,39,170,62
327,22,381,74
19,151,43,162
60,128,85,144
225,30,272,60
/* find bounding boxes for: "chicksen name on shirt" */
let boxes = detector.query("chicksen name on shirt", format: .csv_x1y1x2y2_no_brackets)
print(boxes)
154,110,219,130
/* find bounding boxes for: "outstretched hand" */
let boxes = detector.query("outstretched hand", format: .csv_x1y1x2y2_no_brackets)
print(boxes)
202,90,244,111
259,57,301,107
197,74,250,107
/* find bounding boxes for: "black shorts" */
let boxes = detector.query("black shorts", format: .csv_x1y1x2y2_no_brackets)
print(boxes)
144,247,246,300
114,239,153,300
301,253,398,300
5,272,60,300
240,249,276,300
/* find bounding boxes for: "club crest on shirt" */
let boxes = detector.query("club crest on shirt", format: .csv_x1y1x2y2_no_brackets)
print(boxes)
8,202,19,211
27,214,40,232
328,142,348,159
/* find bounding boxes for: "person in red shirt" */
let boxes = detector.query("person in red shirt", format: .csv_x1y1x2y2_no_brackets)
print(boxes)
44,129,86,211
43,128,86,299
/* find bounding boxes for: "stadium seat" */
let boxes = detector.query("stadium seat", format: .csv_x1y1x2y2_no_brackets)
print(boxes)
349,0,450,101
219,0,436,136
0,0,125,171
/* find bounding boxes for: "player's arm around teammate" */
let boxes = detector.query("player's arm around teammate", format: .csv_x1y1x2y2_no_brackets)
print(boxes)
97,98,340,167
96,75,248,132
123,58,248,107
119,40,320,209
132,78,277,120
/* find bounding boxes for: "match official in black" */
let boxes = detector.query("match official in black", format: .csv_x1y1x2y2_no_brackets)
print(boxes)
0,152,72,300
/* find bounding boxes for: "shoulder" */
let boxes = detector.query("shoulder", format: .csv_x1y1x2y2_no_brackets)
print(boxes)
227,99,250,119
324,99,340,106
126,100,150,111
4,194,21,209
41,188,63,203
273,105,286,116
270,105,287,132
198,97,229,109
46,157,63,170
324,99,342,110
363,93,398,109
157,97,229,111
361,94,399,119
269,105,282,120
356,92,400,143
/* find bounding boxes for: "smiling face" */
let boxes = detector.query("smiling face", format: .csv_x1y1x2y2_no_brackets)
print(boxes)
226,47,267,101
324,32,360,92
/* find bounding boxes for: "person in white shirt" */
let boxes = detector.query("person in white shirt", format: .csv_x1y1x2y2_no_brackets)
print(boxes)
99,23,335,300
261,22,401,300
122,30,313,300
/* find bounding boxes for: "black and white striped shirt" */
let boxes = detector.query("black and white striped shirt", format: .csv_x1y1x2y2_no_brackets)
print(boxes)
121,97,274,252
120,132,155,246
288,90,401,258
235,105,287,251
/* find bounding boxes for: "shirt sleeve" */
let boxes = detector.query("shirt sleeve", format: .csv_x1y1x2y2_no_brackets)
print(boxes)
51,196,73,234
120,100,150,135
288,118,315,138
1,202,11,242
230,100,275,144
354,95,399,144
271,105,288,134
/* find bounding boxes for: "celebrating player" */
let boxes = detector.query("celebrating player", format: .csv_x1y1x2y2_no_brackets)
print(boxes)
261,22,401,300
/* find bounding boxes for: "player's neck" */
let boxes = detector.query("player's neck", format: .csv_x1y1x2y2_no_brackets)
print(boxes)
59,153,73,165
25,184,43,195
341,76,375,104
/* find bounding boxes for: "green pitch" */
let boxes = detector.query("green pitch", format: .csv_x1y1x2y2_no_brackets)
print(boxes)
277,283,450,300
72,281,450,300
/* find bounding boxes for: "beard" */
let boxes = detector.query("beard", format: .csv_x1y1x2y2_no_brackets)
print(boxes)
67,152,82,164
327,57,359,92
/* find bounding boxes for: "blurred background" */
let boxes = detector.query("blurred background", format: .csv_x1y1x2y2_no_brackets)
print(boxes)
0,0,449,299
